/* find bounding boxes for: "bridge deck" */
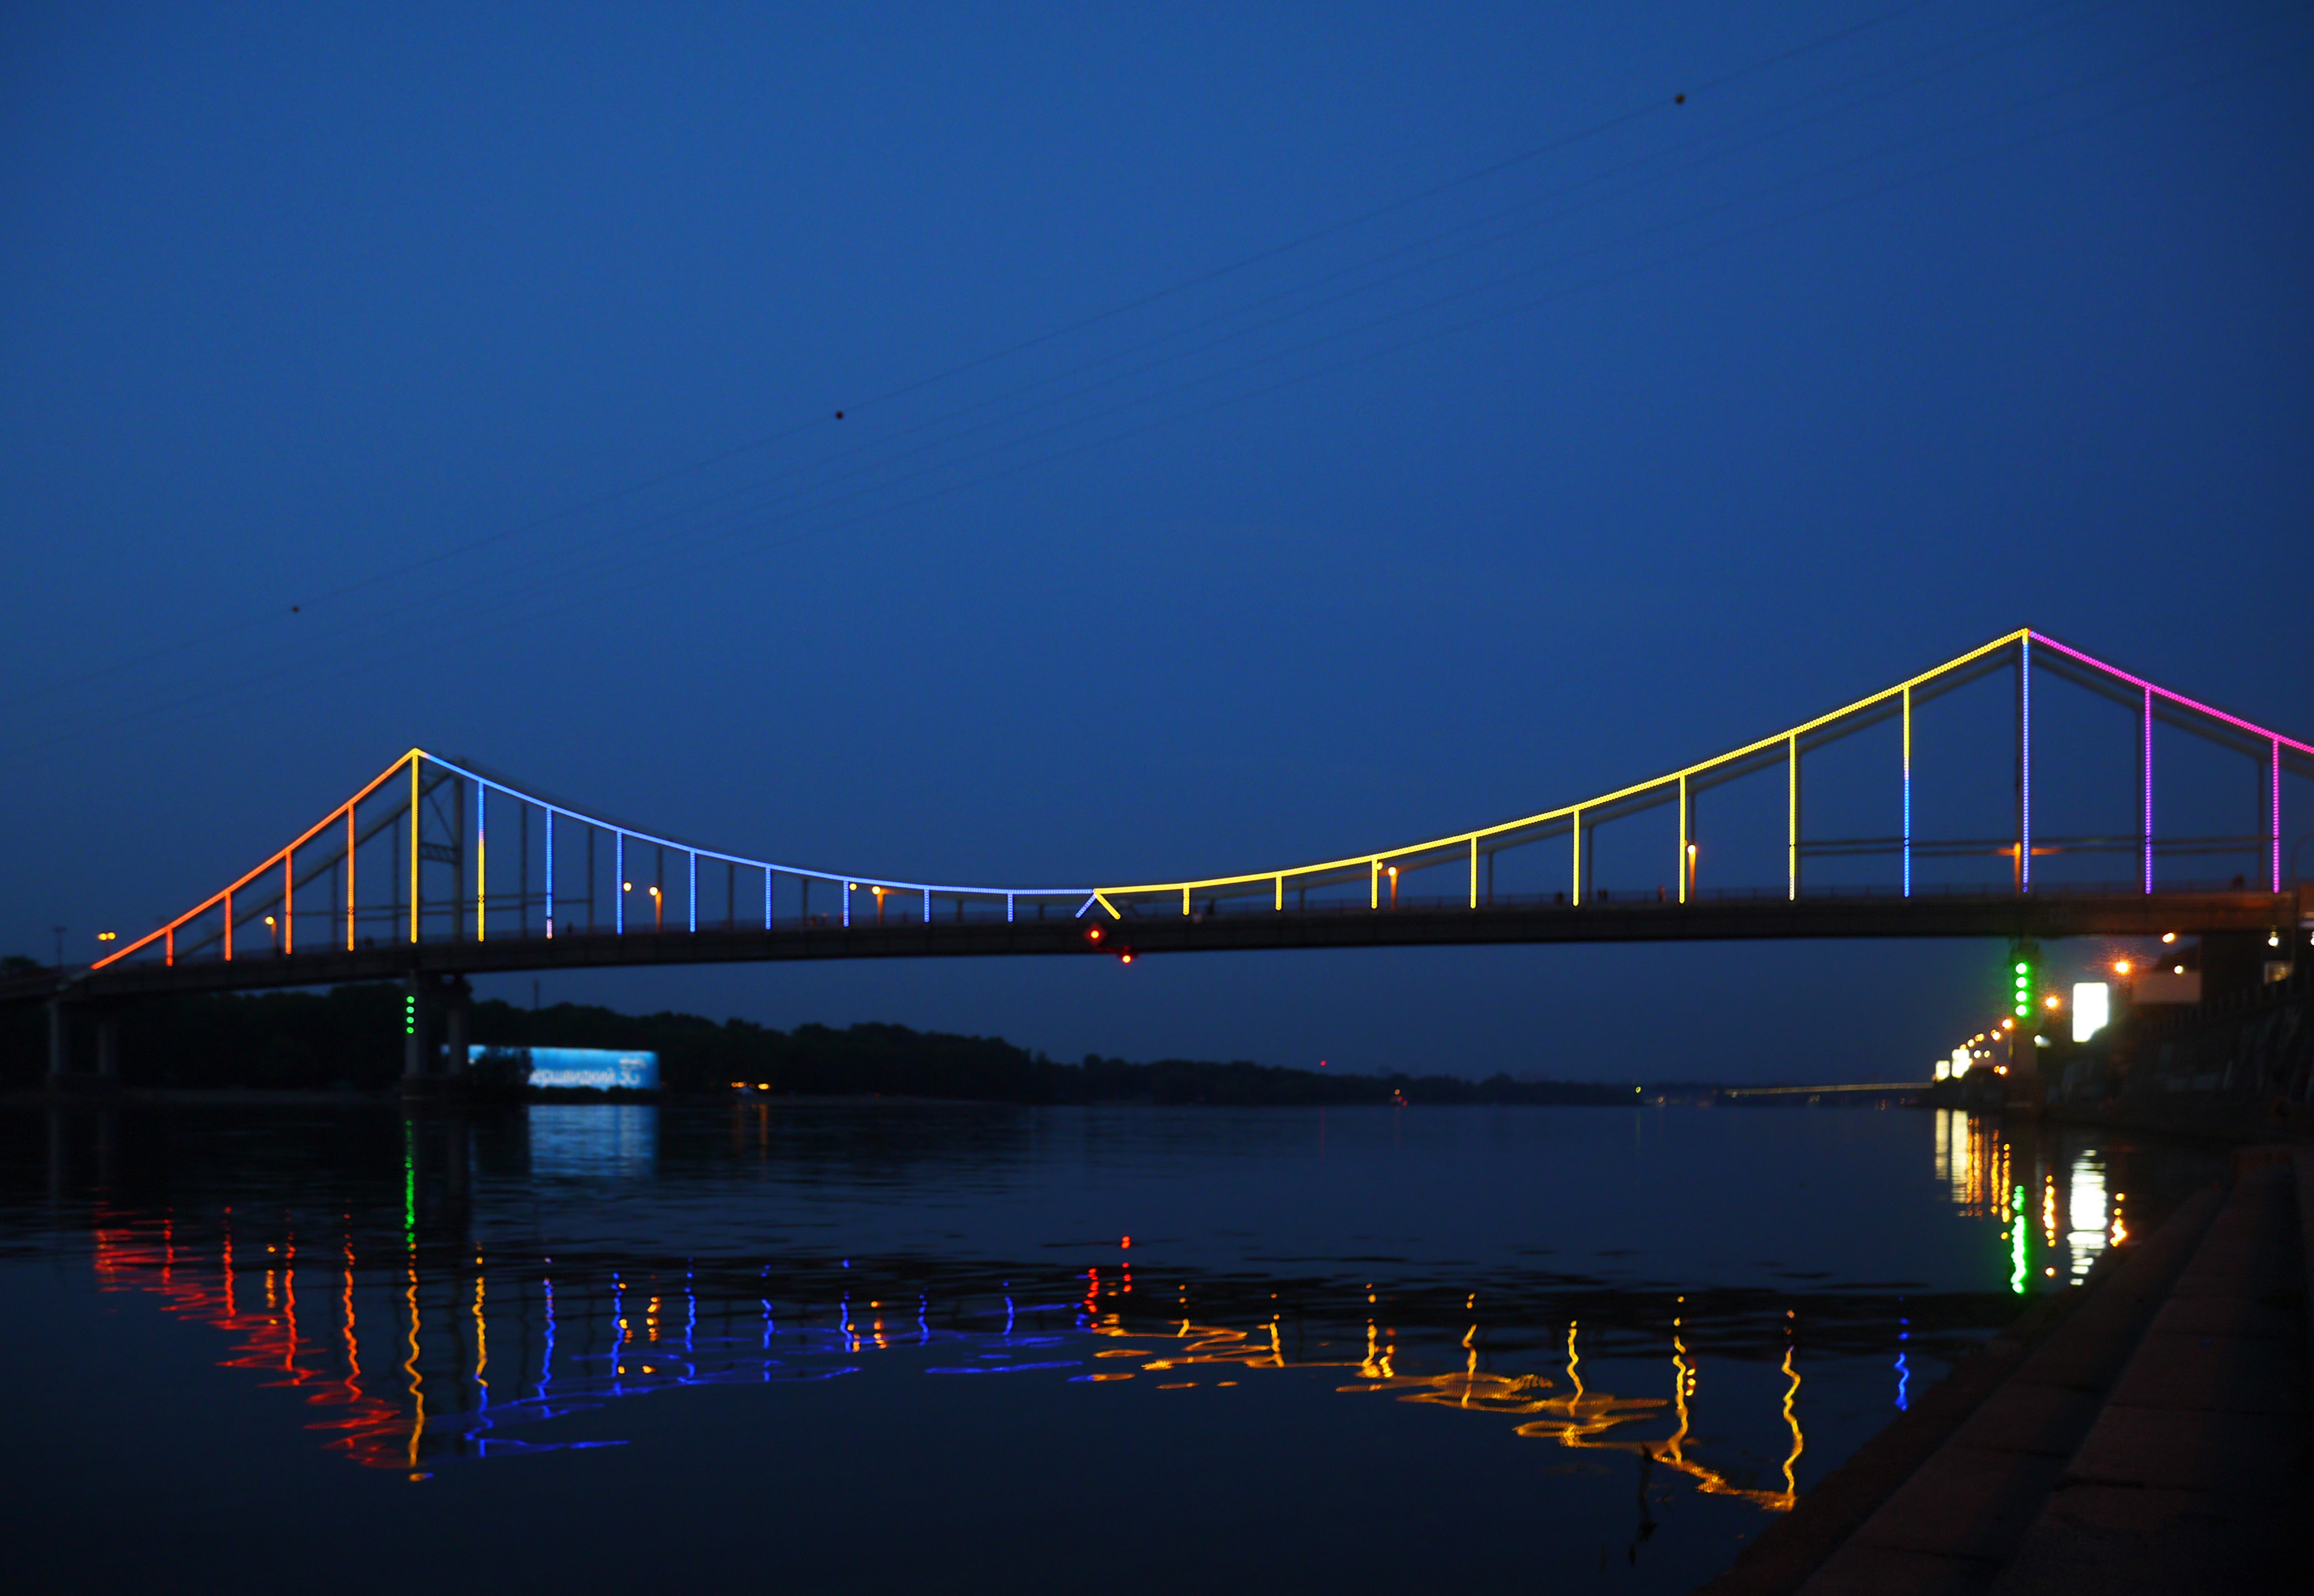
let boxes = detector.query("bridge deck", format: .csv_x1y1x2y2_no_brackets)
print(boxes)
9,889,2296,1003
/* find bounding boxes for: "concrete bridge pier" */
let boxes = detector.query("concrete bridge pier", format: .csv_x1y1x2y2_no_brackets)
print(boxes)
45,1001,123,1087
402,973,473,1093
401,973,434,1082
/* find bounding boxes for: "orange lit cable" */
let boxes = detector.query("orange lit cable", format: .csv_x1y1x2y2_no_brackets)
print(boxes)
93,750,417,970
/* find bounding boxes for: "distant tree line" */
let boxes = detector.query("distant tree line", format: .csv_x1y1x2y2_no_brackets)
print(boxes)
0,977,1652,1105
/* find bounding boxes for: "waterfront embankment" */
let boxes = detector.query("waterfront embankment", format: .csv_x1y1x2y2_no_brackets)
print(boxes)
1699,1145,2310,1594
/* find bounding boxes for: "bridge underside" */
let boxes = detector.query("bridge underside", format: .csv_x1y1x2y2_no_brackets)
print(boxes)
23,891,2299,1003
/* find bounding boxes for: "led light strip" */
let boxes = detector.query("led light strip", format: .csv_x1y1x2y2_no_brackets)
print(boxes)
1091,629,2308,907
90,629,2309,970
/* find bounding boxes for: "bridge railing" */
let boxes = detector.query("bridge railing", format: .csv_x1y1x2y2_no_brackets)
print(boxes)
83,880,2296,971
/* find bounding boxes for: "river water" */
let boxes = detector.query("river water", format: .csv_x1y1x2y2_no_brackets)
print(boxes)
0,1101,2219,1593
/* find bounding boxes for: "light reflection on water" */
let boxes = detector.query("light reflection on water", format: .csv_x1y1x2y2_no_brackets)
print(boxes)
527,1104,657,1179
4,1100,2221,1590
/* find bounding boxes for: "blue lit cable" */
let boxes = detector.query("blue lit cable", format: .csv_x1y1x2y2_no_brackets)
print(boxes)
416,752,1088,908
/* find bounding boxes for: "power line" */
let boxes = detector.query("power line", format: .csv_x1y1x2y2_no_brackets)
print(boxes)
14,9,2291,771
1,0,1954,716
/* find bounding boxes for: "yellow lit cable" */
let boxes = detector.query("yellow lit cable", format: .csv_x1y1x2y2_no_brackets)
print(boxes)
409,753,421,944
1091,630,2029,904
1677,775,1688,905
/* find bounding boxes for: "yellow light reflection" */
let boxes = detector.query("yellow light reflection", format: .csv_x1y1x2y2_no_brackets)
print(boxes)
472,1263,488,1408
1100,1307,1793,1511
403,1248,425,1474
1779,1342,1804,1498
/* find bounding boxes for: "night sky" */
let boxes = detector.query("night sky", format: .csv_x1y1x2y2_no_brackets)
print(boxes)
4,2,2308,1082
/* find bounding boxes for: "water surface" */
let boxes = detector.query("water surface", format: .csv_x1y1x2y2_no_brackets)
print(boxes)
0,1100,2217,1592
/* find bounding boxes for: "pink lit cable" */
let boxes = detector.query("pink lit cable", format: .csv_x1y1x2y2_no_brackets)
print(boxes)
2141,688,2153,895
2030,632,2307,893
2030,633,2314,756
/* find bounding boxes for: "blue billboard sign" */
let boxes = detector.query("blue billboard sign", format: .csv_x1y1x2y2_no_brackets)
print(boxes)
468,1045,659,1091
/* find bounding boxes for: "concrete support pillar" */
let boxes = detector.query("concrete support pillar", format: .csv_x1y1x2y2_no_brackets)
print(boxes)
443,978,472,1079
46,1001,68,1080
95,1012,119,1079
402,974,435,1080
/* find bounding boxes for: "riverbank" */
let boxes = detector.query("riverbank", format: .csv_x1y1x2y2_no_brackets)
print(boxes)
4,982,1703,1104
2040,1096,2314,1145
1698,1144,2310,1594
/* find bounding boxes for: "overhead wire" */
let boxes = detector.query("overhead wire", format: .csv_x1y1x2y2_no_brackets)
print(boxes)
9,4,2291,769
490,9,2309,635
491,0,2110,591
0,0,1956,716
19,0,2108,709
255,0,2253,633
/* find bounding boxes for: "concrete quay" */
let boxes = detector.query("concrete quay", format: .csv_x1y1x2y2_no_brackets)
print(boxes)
1699,1148,2312,1595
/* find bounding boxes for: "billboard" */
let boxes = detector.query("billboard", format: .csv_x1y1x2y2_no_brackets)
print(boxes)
468,1045,659,1091
2070,982,2110,1044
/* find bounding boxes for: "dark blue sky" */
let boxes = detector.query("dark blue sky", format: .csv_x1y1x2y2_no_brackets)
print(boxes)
5,2,2308,1080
